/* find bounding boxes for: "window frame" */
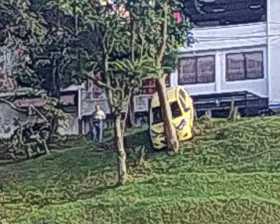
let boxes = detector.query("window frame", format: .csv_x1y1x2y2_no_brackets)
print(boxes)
178,55,216,85
226,51,264,82
141,75,171,95
170,101,182,118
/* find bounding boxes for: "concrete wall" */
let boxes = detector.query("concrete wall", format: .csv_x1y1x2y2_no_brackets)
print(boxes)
171,22,269,99
172,1,280,106
267,0,280,105
0,102,80,139
179,23,267,52
0,103,27,139
57,113,80,136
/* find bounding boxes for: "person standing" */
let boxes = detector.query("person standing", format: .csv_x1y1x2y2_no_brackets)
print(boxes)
92,104,106,143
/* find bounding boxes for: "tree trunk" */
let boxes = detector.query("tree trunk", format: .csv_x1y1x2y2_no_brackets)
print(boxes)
127,93,136,127
156,76,179,153
114,114,128,185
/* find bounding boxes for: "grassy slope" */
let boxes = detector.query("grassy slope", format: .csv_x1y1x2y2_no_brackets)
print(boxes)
1,117,280,223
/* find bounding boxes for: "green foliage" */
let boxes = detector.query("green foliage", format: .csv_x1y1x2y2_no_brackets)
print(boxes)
50,0,192,113
42,96,69,127
0,0,48,45
0,0,191,99
0,0,81,96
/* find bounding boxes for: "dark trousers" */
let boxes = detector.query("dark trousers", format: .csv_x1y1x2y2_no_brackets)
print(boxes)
92,120,103,143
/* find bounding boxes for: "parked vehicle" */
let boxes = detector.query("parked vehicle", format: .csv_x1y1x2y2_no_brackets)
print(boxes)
149,86,194,150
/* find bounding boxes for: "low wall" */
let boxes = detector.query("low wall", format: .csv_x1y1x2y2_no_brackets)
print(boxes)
0,102,80,139
0,103,27,139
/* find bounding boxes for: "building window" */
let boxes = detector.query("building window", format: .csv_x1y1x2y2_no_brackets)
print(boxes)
226,51,264,81
142,79,156,94
141,75,171,95
178,55,215,85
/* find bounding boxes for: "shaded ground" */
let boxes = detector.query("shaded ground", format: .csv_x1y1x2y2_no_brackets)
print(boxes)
1,117,280,223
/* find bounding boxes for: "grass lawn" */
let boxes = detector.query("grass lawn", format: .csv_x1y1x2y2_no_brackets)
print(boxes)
1,116,280,223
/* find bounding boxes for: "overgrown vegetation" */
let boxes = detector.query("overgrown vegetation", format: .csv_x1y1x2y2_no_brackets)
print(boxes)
0,0,192,185
1,116,280,223
0,94,70,161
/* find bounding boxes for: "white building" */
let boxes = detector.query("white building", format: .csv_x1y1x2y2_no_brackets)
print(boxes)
170,0,280,111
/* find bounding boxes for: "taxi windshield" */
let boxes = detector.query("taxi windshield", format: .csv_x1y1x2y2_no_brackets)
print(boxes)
152,101,182,124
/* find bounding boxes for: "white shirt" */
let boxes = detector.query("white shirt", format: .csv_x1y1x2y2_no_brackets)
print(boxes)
93,109,106,120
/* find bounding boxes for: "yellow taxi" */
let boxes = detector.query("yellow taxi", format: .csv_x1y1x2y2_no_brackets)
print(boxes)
149,86,194,150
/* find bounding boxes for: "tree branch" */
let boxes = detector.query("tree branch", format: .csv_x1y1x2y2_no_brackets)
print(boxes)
108,38,115,55
29,105,48,122
86,73,115,91
121,90,132,136
157,2,168,66
130,18,136,62
0,98,28,114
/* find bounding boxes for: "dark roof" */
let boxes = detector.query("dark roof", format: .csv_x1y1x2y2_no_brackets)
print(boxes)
184,0,266,27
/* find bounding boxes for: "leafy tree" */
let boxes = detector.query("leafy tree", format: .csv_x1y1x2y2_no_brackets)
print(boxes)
56,0,191,184
0,0,47,79
100,0,191,153
56,0,161,184
0,0,78,150
0,0,79,97
1,0,191,182
0,0,47,44
134,0,191,153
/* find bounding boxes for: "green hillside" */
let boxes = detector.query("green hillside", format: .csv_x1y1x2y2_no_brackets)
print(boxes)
1,116,280,224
